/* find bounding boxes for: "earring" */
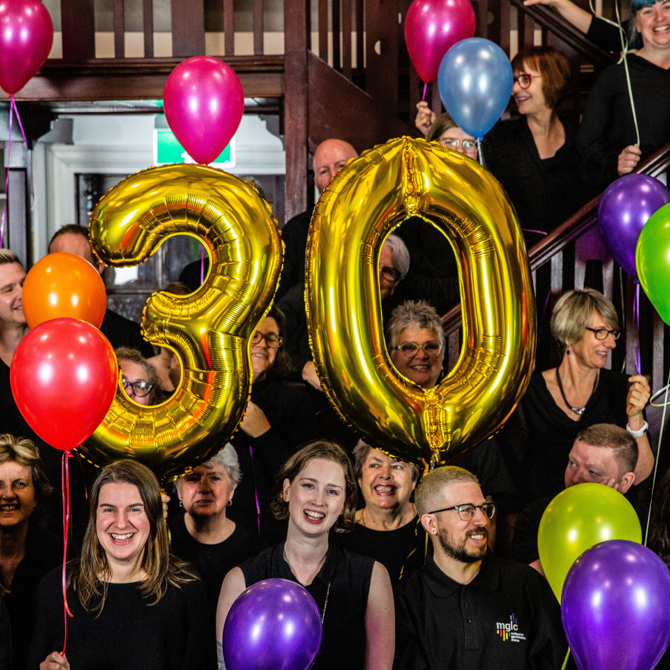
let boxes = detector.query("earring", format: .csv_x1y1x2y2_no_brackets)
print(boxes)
179,498,183,508
566,349,571,355
227,499,233,507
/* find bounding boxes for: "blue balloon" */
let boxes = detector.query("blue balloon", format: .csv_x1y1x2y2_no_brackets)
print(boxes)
437,38,513,139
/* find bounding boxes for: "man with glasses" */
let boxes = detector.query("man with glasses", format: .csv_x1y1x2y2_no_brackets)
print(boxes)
394,466,566,670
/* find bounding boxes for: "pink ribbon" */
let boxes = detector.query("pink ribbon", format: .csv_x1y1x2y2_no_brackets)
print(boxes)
633,282,641,376
422,82,427,102
248,443,261,536
60,450,73,656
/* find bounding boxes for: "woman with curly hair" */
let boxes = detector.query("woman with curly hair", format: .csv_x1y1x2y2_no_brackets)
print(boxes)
216,441,395,670
29,460,216,670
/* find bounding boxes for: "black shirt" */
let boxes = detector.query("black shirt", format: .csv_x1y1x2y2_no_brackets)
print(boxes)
28,567,217,670
0,592,11,670
5,525,61,670
100,308,154,359
276,210,312,301
240,542,375,670
394,553,567,670
168,513,265,621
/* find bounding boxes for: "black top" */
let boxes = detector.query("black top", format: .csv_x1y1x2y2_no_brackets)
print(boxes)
100,308,154,359
5,525,61,670
484,116,588,245
496,369,630,506
168,513,265,621
587,16,634,52
0,592,11,670
577,54,670,190
337,516,427,585
228,376,318,544
240,542,375,670
394,553,567,670
277,209,313,301
27,567,217,670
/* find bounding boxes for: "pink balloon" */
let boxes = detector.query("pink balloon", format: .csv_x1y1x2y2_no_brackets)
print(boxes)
0,0,54,95
163,57,244,166
405,0,476,84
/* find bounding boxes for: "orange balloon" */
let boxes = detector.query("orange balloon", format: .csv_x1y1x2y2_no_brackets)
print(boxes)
22,252,107,329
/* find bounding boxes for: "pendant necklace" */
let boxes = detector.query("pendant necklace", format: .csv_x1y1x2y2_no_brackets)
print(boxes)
555,367,599,416
283,547,331,623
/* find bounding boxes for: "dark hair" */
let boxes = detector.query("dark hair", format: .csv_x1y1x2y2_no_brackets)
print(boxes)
352,440,421,484
511,46,571,110
71,460,195,612
628,0,656,48
270,441,357,532
0,434,53,503
575,423,638,476
261,306,294,379
48,224,90,251
649,469,670,568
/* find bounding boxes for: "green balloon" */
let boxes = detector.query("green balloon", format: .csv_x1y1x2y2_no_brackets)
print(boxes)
538,483,642,603
637,202,670,325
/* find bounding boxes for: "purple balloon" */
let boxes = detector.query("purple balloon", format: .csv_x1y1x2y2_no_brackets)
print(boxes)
222,579,323,670
562,540,670,670
598,174,670,280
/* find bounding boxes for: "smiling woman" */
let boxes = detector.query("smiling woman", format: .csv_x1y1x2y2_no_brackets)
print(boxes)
28,460,217,670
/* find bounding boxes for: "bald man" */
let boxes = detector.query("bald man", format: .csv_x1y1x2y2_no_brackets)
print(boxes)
276,139,358,302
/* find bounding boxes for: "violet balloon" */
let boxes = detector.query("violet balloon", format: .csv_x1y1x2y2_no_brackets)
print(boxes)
163,56,244,166
222,579,323,670
598,174,670,280
404,0,476,84
0,0,54,95
562,540,670,670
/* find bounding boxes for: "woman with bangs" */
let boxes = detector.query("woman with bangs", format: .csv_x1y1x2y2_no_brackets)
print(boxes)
29,460,216,670
216,440,395,670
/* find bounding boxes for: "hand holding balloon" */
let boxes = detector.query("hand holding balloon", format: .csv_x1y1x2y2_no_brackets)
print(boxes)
617,144,642,176
415,102,436,137
626,375,650,423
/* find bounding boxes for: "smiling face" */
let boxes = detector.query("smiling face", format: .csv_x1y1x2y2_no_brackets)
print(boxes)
635,0,670,48
437,126,479,161
179,462,235,520
513,63,548,116
564,440,634,492
313,140,358,193
251,316,280,383
120,359,153,406
0,461,37,529
358,448,416,512
283,458,346,536
569,311,618,369
390,327,444,389
96,482,151,569
0,262,26,328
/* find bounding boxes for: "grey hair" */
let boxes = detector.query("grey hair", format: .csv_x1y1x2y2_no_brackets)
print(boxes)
383,234,410,281
0,250,21,267
352,439,421,483
386,300,446,351
176,443,241,491
415,466,480,517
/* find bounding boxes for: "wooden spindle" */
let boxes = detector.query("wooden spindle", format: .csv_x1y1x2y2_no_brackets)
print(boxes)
254,0,264,54
332,0,341,69
114,0,125,58
342,0,352,77
319,0,329,61
143,0,154,57
224,0,235,55
356,0,364,69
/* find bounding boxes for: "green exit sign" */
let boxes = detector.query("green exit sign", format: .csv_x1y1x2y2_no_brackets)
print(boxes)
153,129,235,167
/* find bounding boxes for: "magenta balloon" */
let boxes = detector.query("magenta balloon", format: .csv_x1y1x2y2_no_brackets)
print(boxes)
163,56,244,165
405,0,476,83
222,579,323,670
562,540,670,670
598,174,670,280
0,0,54,95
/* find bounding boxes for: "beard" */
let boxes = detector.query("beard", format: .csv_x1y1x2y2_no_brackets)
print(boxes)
437,526,488,563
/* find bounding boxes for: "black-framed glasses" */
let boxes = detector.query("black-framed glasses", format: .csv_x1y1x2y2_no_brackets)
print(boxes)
392,341,443,357
122,377,153,397
428,502,497,521
585,327,621,341
438,138,477,150
380,265,401,283
513,73,541,89
252,331,282,348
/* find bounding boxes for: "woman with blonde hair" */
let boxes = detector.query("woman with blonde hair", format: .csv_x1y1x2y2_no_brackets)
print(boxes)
29,459,216,670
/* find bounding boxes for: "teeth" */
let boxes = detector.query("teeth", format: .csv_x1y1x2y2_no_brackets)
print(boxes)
304,510,325,519
0,505,18,510
375,486,394,492
111,533,134,541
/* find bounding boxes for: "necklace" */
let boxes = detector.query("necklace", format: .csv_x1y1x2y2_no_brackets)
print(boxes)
283,547,331,624
555,367,598,416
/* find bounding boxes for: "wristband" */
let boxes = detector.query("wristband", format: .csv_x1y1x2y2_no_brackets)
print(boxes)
626,421,648,438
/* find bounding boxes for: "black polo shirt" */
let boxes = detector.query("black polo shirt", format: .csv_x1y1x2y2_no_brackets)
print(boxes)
394,553,567,670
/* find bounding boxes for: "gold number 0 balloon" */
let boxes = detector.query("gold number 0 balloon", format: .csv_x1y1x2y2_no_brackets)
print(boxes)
306,137,536,470
82,164,282,484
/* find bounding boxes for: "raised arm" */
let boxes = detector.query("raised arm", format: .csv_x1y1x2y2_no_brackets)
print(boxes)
522,0,592,33
365,562,395,670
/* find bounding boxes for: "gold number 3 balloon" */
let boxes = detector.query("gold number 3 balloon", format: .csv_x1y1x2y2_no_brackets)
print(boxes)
306,137,536,469
82,164,282,483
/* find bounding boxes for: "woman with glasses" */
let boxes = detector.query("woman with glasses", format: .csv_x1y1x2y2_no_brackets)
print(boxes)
116,347,165,406
497,288,653,507
426,112,479,161
228,306,318,543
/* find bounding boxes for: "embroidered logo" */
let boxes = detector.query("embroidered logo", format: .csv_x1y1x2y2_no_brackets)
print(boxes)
496,614,526,642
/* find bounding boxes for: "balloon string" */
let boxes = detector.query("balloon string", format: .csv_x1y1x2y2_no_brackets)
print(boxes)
523,229,548,236
476,138,483,166
0,97,13,249
248,443,261,536
560,648,571,670
644,365,670,546
61,450,73,657
422,82,427,102
633,283,641,376
10,96,35,204
200,246,205,285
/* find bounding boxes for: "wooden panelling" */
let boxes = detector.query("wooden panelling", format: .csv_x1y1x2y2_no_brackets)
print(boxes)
60,0,95,61
254,0,265,55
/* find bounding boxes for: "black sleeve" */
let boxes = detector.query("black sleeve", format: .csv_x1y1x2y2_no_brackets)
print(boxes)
0,593,12,670
277,283,313,374
276,216,310,302
495,404,530,498
586,16,629,52
511,503,542,564
180,580,218,670
27,571,63,670
393,589,430,670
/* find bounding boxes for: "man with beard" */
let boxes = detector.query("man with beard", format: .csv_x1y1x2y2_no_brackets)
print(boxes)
393,466,566,670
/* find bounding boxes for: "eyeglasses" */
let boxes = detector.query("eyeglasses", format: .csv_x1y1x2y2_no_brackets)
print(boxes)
122,377,153,397
428,502,497,521
252,331,282,348
438,138,477,150
392,341,443,357
585,327,621,341
513,73,541,89
380,265,401,283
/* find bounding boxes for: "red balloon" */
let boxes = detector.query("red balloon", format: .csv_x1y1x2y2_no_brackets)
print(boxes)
404,0,476,84
0,0,54,95
163,56,244,165
10,319,118,452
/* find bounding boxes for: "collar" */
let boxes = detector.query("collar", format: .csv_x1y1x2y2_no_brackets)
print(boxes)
275,541,342,588
424,552,499,597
